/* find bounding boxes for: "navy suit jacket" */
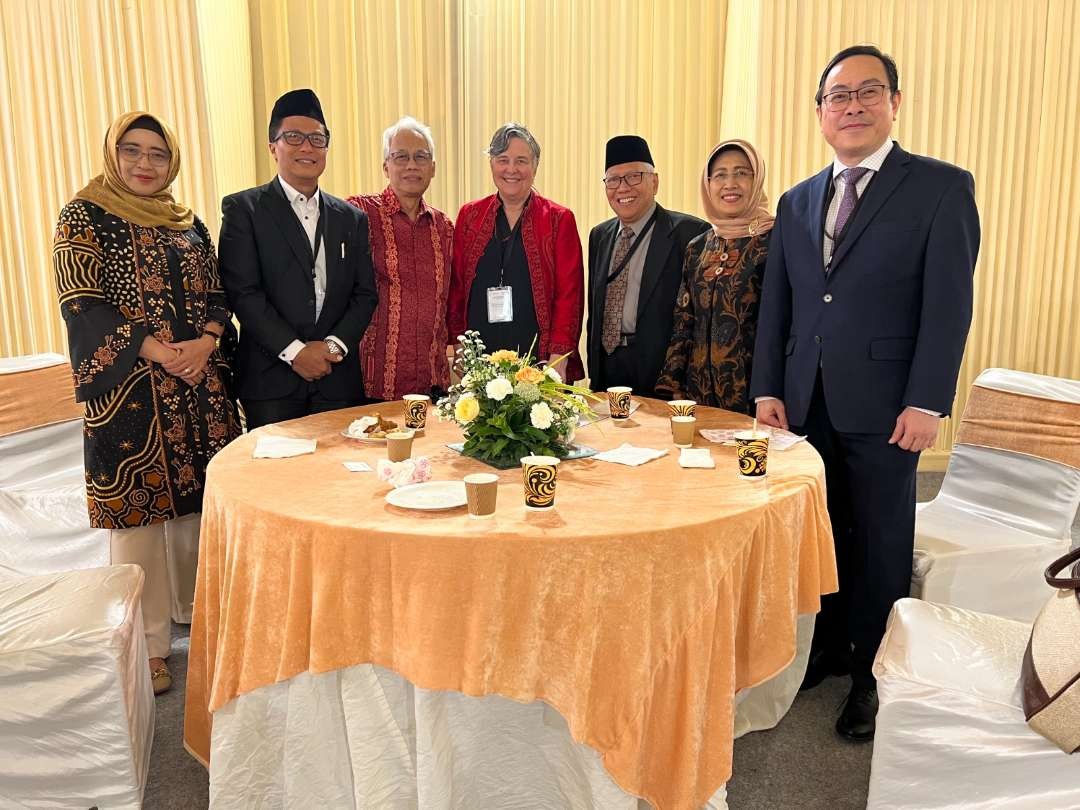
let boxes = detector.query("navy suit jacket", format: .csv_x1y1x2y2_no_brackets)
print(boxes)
219,178,378,402
750,143,980,433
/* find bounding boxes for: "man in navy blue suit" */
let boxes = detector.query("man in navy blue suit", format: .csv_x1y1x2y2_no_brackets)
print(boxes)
751,45,980,741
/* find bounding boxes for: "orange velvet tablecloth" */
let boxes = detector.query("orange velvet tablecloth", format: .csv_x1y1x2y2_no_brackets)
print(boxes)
184,398,836,809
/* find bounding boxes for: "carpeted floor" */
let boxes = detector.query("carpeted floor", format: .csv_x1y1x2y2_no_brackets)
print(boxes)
144,473,1079,809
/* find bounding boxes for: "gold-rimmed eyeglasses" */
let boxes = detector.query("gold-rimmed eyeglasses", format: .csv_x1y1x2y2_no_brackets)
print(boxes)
116,143,171,167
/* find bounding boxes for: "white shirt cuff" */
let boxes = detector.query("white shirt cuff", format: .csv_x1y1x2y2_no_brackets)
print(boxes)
326,335,348,357
754,396,780,403
279,340,305,364
908,406,941,417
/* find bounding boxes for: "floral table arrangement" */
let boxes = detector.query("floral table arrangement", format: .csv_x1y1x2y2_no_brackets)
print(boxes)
436,331,598,468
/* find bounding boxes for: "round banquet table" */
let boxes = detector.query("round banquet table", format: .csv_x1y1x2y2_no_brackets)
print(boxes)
184,397,836,809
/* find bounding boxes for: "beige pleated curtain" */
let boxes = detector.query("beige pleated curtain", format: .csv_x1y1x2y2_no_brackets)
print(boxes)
1,0,1078,464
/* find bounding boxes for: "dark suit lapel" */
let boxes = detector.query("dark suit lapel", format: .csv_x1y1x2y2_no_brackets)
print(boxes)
590,220,617,335
808,165,832,274
314,194,344,333
635,205,674,321
262,177,315,273
829,144,911,273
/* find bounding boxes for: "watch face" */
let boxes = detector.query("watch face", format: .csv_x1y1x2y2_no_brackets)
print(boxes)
325,340,341,355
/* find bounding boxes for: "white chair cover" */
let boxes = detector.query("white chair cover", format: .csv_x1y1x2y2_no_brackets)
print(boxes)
209,663,729,810
869,598,1080,810
0,353,110,580
912,368,1080,621
0,565,154,809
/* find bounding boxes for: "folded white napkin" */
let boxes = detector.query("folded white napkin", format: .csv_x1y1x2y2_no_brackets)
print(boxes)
342,461,372,472
252,436,317,459
698,428,807,451
593,443,668,466
678,448,715,468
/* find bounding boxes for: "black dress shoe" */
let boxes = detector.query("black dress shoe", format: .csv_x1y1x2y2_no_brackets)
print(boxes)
836,684,878,742
800,648,851,691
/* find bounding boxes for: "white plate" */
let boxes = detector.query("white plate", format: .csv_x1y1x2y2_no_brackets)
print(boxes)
385,481,467,511
341,429,387,444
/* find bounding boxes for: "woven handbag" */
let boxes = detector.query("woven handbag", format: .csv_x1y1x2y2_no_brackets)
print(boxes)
1021,546,1080,753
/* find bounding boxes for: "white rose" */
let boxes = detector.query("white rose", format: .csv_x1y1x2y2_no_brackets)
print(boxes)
544,366,562,383
530,402,554,430
485,376,514,401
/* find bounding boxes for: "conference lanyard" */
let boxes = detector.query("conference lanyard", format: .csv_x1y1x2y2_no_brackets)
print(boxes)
606,209,659,285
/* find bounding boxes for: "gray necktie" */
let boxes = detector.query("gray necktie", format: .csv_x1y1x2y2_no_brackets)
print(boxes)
834,166,870,237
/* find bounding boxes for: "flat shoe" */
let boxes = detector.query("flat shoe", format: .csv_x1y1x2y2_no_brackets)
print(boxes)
151,663,172,695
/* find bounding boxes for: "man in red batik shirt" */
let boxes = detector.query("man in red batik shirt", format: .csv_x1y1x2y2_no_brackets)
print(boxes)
347,116,454,401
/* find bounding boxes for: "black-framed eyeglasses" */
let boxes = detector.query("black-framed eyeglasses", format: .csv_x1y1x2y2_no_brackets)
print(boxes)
602,170,654,190
116,143,171,167
274,130,330,149
821,84,889,112
388,150,433,167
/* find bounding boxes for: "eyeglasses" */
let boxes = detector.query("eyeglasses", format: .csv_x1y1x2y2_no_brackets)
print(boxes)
388,150,433,167
821,84,889,112
116,143,171,167
602,171,655,190
708,168,755,183
274,130,330,149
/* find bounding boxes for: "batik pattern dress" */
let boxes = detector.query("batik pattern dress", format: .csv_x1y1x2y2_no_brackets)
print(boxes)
656,230,771,413
53,199,241,529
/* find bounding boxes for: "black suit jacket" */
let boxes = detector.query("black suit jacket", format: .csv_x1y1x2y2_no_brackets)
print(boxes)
750,143,980,433
219,178,378,402
586,204,709,394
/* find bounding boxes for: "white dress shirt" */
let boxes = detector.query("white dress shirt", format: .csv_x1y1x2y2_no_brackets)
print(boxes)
276,177,346,364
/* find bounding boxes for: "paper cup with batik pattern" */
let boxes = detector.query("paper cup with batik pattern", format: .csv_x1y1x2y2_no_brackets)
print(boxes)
403,394,430,432
521,455,560,510
735,430,769,477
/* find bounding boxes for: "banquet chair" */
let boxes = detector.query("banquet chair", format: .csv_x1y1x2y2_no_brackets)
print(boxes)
0,564,155,809
868,598,1080,810
0,353,194,621
910,368,1080,621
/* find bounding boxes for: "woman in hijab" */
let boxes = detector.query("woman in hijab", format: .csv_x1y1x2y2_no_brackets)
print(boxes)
53,111,240,694
655,140,775,413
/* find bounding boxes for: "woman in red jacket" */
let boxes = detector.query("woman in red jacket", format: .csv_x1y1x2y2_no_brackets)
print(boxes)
446,123,585,382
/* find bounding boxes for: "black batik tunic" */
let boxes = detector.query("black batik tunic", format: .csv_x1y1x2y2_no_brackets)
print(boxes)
53,199,241,529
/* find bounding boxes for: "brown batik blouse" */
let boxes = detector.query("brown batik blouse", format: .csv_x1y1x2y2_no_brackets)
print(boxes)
655,229,771,414
53,199,241,529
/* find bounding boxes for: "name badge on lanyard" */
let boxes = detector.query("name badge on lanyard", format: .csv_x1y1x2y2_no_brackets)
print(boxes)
487,285,513,323
487,210,520,324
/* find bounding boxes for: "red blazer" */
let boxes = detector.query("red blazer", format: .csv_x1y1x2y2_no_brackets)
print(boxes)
447,192,585,382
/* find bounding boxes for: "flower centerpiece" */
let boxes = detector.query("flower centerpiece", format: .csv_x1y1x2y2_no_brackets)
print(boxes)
436,331,598,468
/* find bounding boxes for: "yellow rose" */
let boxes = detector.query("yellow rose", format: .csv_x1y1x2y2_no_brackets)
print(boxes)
489,349,519,364
514,366,545,384
454,394,480,423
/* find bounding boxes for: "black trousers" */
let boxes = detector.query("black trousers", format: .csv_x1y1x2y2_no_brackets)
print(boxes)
242,385,363,431
599,343,659,398
792,372,920,687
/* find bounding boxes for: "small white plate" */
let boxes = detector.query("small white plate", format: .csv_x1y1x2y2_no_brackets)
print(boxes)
341,430,387,444
385,481,467,511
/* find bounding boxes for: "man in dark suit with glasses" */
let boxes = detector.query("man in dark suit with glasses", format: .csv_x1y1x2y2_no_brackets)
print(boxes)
219,88,377,430
751,45,980,741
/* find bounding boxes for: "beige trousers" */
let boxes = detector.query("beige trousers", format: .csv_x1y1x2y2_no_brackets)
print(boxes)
108,513,200,659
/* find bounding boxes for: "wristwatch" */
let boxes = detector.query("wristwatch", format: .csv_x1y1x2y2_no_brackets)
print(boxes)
324,338,342,356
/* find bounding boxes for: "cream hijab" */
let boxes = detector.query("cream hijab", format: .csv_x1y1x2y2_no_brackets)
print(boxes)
74,111,194,231
700,139,774,239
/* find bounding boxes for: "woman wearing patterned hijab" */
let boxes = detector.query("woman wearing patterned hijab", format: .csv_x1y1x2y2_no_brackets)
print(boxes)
655,139,775,413
53,111,241,695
